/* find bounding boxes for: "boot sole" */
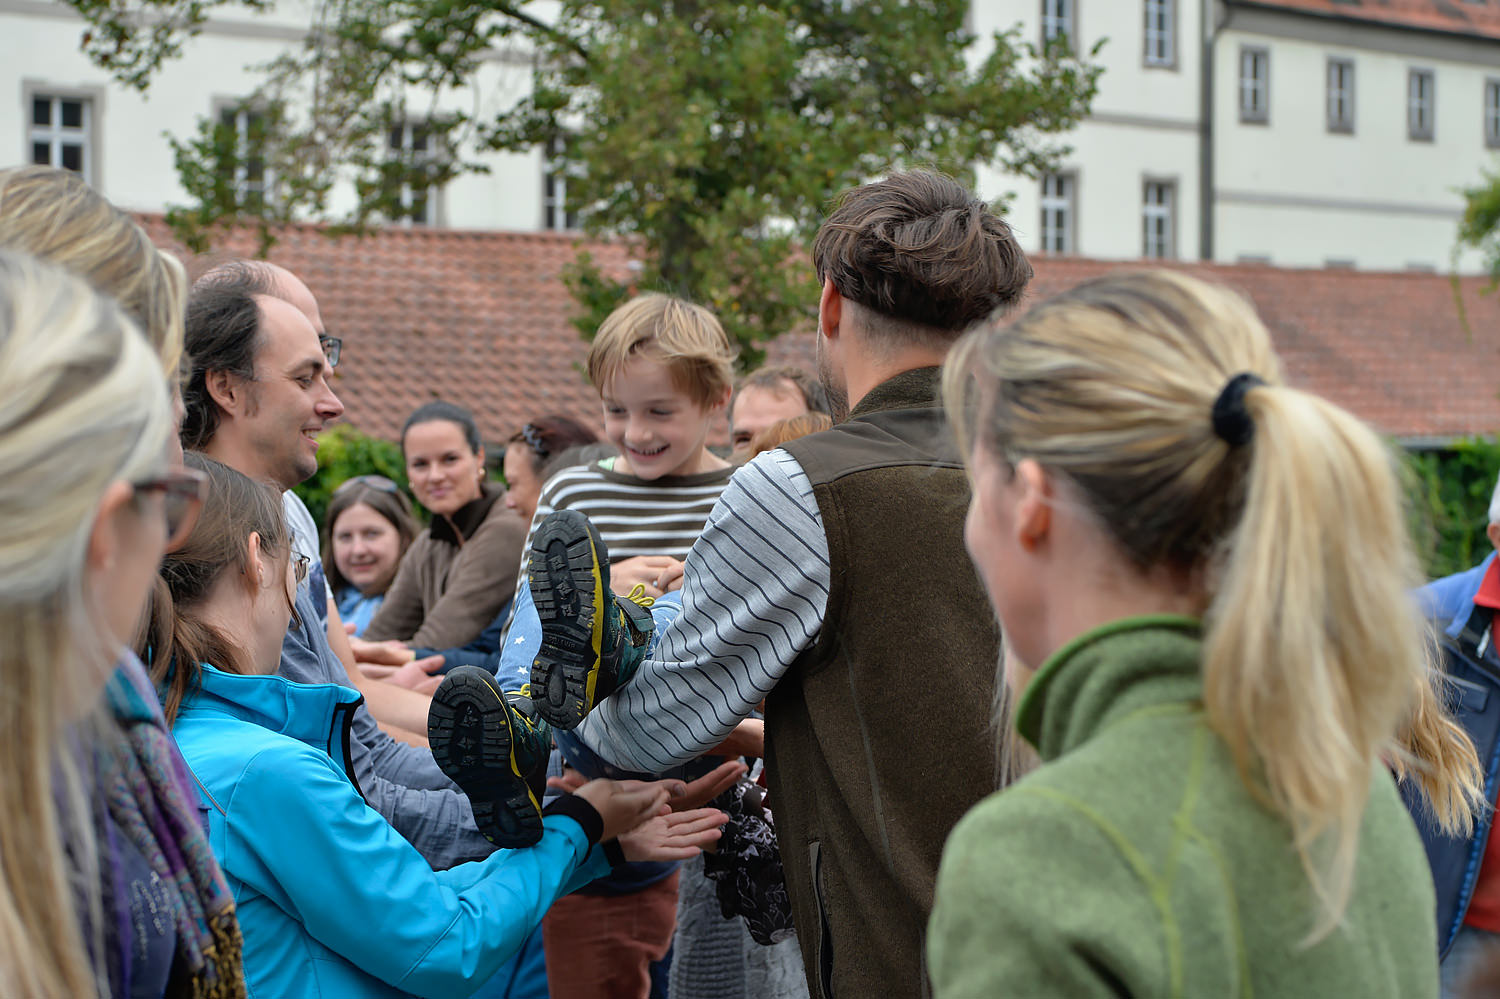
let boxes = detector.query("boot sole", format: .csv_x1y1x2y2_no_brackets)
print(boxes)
528,510,607,731
428,668,543,848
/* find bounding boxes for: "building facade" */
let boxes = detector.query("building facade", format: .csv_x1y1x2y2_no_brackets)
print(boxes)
0,0,561,231
4,0,1499,270
974,0,1500,271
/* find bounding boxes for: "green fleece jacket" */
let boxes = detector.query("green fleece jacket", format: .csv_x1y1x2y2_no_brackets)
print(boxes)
928,616,1438,999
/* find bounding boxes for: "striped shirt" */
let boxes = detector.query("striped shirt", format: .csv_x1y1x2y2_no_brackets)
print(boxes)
577,448,832,774
507,458,738,621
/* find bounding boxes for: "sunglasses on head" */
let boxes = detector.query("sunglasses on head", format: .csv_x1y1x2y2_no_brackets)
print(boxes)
520,424,550,461
132,467,209,553
334,474,401,497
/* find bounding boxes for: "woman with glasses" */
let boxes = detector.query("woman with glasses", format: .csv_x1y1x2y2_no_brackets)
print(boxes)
0,250,244,998
928,271,1482,997
323,476,418,637
138,452,726,999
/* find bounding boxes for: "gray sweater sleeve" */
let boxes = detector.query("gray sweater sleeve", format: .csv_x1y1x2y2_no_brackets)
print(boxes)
279,587,496,868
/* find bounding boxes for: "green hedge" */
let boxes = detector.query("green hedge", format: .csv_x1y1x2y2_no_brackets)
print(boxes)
1406,436,1500,580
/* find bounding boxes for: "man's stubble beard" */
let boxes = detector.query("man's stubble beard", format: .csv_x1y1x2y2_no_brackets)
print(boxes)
815,335,850,424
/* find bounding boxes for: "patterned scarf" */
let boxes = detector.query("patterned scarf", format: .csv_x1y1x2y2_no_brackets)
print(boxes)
97,654,245,999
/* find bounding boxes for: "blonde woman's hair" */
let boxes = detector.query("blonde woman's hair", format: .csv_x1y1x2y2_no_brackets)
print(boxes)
944,269,1483,939
0,249,174,997
0,165,187,376
587,293,737,407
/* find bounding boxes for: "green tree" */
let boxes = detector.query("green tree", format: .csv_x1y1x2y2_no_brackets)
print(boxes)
65,0,1101,363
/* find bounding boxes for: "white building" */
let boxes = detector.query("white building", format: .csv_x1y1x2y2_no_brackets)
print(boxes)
0,0,563,230
975,0,1500,271
4,0,1499,270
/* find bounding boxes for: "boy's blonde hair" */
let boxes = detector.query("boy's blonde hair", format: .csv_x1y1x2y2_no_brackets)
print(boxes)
587,293,737,407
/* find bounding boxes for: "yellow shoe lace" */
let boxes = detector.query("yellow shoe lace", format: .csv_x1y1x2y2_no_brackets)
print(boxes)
625,583,656,609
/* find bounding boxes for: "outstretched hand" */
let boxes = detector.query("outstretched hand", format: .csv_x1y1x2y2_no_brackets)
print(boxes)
572,778,685,842
619,807,727,862
671,760,747,811
547,760,747,813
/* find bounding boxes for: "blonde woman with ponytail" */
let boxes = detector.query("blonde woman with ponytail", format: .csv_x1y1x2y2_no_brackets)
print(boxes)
0,249,242,998
928,270,1481,998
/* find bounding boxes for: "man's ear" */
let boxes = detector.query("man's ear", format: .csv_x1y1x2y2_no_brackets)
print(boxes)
818,278,842,344
205,368,243,418
87,480,136,574
1488,521,1500,556
1013,458,1053,553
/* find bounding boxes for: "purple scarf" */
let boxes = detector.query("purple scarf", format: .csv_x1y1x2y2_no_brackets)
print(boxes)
96,653,245,998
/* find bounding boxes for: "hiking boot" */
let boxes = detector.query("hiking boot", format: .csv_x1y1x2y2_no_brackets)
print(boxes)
528,509,655,731
428,667,552,848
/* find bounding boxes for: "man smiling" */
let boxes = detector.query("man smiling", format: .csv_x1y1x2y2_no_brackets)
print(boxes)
183,271,499,868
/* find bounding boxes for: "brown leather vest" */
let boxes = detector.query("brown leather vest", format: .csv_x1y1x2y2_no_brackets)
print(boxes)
771,367,1001,999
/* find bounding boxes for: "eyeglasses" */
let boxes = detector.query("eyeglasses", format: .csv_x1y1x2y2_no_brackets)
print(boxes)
333,474,401,496
133,467,209,553
320,335,342,369
292,553,311,586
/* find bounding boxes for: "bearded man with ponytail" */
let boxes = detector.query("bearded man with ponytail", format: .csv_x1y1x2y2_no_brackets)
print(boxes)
928,270,1483,998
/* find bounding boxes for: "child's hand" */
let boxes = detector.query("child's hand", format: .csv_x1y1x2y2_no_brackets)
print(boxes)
610,556,684,597
572,778,684,841
618,807,727,862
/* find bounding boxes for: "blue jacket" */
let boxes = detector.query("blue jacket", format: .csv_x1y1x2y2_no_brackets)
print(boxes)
1412,553,1500,956
171,665,612,998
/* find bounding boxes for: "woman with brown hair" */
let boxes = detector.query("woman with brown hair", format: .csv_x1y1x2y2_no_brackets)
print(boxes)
324,476,419,636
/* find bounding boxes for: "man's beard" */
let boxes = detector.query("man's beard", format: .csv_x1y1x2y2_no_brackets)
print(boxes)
815,335,850,423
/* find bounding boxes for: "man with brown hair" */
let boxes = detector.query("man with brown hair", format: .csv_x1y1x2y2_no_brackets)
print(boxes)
523,170,1031,997
728,365,831,456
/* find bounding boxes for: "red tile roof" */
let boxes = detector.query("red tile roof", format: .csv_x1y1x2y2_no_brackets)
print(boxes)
1230,0,1500,41
141,218,1500,445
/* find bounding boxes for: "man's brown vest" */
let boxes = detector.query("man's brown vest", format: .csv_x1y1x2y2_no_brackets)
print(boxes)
771,366,1001,998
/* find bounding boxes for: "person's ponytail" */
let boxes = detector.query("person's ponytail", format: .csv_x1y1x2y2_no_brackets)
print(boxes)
1202,383,1483,937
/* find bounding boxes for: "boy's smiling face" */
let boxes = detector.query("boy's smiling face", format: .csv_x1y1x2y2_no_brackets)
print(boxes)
602,354,726,480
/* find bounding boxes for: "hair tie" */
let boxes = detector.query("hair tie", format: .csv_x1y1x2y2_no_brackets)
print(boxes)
1211,372,1265,447
521,423,549,460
